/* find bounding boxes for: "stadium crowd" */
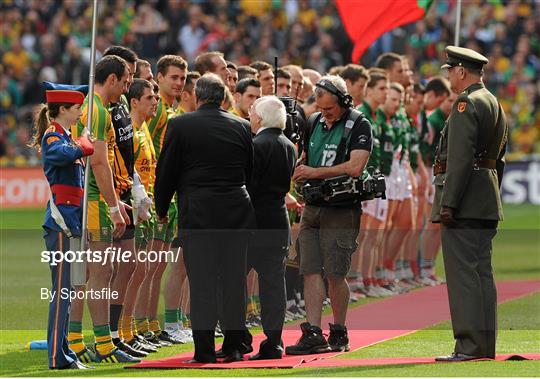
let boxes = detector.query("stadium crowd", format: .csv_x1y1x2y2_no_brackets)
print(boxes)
1,0,539,167
0,0,529,368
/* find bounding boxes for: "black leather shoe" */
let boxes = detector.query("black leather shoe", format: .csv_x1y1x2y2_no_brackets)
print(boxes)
185,358,216,364
249,349,283,360
55,360,94,369
222,350,244,363
216,343,253,358
435,352,481,362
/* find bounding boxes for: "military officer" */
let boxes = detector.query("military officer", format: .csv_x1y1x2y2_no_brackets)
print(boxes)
431,46,508,362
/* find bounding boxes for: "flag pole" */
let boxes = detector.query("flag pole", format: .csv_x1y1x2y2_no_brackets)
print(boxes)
454,0,462,46
75,0,98,286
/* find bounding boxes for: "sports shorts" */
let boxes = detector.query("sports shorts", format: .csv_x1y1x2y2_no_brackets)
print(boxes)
114,191,135,241
399,161,413,200
362,198,388,223
428,169,435,204
152,202,177,243
385,158,402,201
135,215,155,249
87,199,113,243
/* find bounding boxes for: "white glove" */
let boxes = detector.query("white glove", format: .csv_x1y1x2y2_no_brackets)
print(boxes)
132,172,152,221
138,196,153,221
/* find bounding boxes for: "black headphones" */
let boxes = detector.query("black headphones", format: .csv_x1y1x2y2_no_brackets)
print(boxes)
315,79,353,108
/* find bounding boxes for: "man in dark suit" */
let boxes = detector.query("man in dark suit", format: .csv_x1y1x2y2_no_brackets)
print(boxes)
245,96,298,360
154,73,255,363
431,46,508,362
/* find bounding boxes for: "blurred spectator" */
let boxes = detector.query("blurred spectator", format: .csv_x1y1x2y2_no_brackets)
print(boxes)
178,5,205,62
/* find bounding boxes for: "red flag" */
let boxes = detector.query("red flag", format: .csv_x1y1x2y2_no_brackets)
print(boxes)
335,0,433,62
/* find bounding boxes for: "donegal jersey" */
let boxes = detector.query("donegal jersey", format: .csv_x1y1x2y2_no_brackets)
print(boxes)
358,101,381,170
147,97,175,159
133,120,156,194
74,93,115,200
109,95,134,196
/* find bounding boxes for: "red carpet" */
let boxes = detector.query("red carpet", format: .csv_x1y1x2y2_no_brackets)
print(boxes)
302,353,540,368
128,280,540,369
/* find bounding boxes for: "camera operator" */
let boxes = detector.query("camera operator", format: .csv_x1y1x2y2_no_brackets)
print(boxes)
286,75,372,355
245,96,297,360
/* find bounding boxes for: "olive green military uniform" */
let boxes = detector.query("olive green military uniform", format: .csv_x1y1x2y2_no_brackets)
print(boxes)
431,47,508,359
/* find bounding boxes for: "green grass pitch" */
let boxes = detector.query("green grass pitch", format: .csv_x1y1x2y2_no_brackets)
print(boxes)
0,204,538,376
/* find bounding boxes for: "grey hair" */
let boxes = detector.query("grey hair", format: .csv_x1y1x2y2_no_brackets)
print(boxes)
253,96,286,130
195,73,225,105
314,75,348,103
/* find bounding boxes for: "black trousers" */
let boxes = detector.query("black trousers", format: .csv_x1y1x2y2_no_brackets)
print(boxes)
183,232,249,362
247,244,288,349
441,219,498,358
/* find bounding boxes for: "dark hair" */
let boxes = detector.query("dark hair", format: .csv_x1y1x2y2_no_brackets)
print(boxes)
226,61,238,71
135,59,151,78
235,78,261,95
412,83,425,95
340,64,368,83
195,73,226,105
389,82,405,94
127,78,153,105
156,55,188,76
95,55,128,84
183,71,201,93
276,68,291,80
328,65,345,76
249,60,272,73
103,45,138,64
366,69,387,88
29,103,75,151
237,65,258,81
194,51,223,75
375,52,402,70
425,76,451,97
305,94,316,105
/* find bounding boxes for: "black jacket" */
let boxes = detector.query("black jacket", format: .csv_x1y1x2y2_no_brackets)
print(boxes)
247,127,298,247
154,103,255,235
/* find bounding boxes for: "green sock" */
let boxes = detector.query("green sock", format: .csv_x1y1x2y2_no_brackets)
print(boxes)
164,309,179,330
68,321,85,353
177,309,184,325
165,309,178,324
69,321,83,333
